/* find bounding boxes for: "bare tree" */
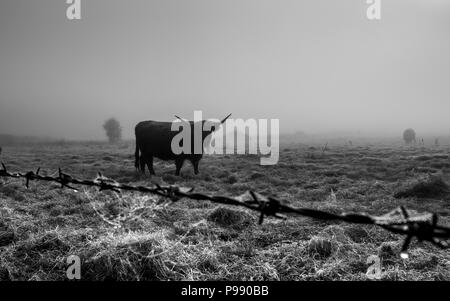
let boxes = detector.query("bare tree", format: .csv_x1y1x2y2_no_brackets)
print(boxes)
103,118,122,143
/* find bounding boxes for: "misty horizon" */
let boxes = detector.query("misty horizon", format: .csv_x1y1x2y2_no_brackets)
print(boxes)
1,0,450,140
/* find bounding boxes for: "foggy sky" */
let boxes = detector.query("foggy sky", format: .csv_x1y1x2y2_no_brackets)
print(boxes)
1,0,450,140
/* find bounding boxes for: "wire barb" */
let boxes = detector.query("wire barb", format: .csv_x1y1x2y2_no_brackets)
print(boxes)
0,161,449,257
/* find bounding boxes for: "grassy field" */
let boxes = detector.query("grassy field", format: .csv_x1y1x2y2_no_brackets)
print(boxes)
0,140,449,281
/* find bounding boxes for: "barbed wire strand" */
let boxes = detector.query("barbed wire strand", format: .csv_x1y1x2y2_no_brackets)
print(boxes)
1,162,449,258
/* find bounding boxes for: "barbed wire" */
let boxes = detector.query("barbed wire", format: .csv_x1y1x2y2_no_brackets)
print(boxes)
0,162,449,257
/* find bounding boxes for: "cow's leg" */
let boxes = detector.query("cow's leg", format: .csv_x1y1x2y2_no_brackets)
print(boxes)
134,142,140,170
191,159,200,175
175,158,184,176
146,155,155,175
139,156,146,174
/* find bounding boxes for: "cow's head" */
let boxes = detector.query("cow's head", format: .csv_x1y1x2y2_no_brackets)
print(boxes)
174,113,231,140
174,114,231,153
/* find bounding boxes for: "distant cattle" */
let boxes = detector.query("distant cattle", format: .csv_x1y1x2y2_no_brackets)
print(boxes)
135,114,231,176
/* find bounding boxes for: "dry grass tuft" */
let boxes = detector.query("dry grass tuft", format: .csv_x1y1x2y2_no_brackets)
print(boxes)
394,174,449,199
378,241,402,265
207,207,255,230
307,238,333,258
0,222,15,247
2,230,70,280
82,232,172,281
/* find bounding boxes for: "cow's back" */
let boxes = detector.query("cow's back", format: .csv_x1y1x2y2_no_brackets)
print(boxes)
135,121,179,160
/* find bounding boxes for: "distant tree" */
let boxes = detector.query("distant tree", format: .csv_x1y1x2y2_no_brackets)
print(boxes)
435,138,440,147
103,118,122,143
403,128,416,145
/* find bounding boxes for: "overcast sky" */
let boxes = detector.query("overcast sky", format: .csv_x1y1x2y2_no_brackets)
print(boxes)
0,0,449,140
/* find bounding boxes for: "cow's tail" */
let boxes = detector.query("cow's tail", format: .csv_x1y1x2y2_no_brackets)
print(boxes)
134,137,140,170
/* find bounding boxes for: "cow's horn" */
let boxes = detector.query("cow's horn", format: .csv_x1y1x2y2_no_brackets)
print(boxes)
175,115,188,122
221,113,232,124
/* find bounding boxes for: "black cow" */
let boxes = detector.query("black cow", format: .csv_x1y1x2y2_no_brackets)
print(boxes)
135,114,231,176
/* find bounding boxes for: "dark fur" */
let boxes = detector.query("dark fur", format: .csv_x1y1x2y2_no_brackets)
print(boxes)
134,120,215,176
